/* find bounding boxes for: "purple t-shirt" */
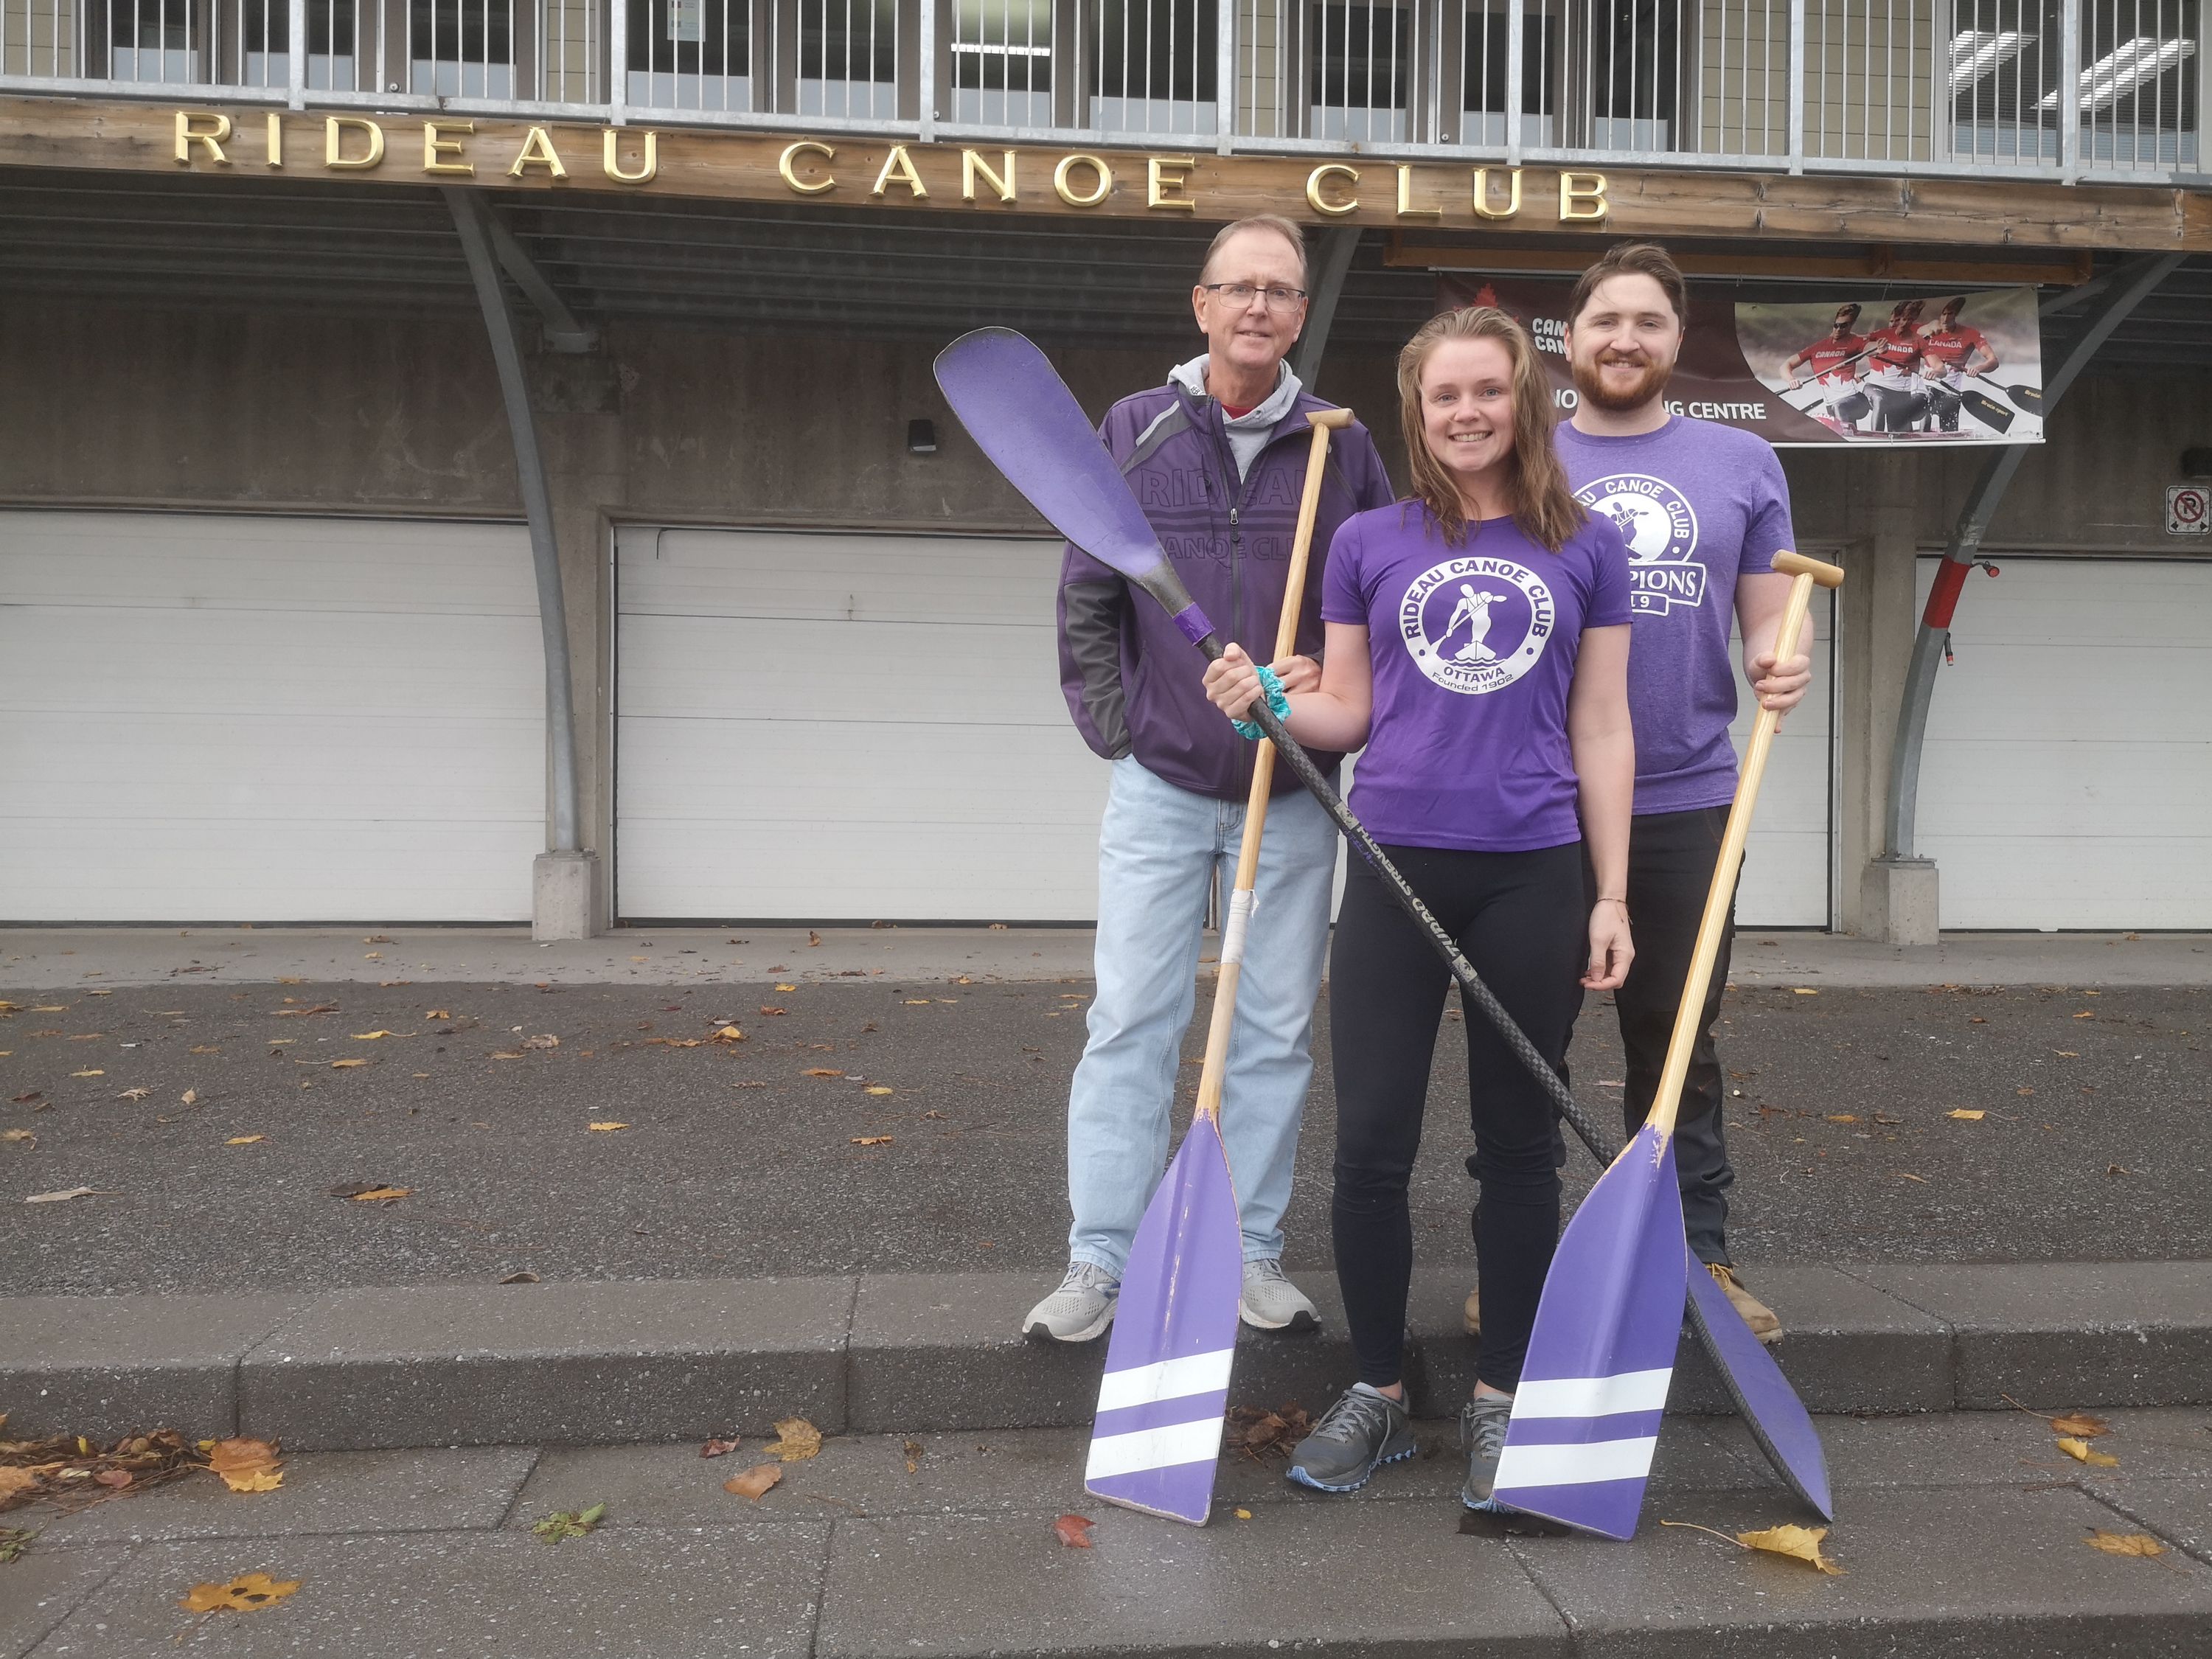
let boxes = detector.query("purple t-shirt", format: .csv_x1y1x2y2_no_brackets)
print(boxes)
1320,501,1632,852
1555,415,1795,814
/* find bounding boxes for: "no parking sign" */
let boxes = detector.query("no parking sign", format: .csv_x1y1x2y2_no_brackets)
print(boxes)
2171,485,2211,536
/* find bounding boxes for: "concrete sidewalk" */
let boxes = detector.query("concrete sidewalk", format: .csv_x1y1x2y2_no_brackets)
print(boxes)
8,1411,2212,1658
8,1262,2211,1448
5,925,2211,990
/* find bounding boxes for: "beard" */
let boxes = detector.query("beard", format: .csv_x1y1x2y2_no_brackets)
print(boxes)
1572,351,1672,412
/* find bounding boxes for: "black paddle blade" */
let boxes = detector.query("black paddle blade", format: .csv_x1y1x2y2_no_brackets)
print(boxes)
2009,383,2046,414
1961,389,2015,434
933,328,1214,641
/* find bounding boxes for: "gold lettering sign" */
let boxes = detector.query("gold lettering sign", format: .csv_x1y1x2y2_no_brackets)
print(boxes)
963,148,1015,204
509,125,568,178
1054,153,1113,207
1472,167,1522,220
324,116,383,169
264,111,283,167
1395,163,1440,220
1559,171,1608,221
174,110,231,164
604,130,658,184
1147,156,1196,212
778,139,835,194
871,144,927,198
422,119,473,176
1306,163,1358,216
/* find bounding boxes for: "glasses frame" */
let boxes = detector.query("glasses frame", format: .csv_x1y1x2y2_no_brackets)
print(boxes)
1198,280,1310,309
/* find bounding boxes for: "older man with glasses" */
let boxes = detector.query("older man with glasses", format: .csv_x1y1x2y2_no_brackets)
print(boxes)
1024,214,1395,1343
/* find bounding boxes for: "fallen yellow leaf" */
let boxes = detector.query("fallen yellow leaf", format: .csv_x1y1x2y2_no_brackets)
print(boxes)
179,1573,301,1613
723,1464,782,1500
804,1068,844,1078
2058,1437,2120,1467
352,1031,397,1040
2073,1010,2096,1019
588,1121,630,1133
904,999,931,1005
2054,1050,2079,1057
768,1418,823,1461
189,1044,221,1054
25,1186,108,1203
1737,1523,1844,1574
226,1135,266,1146
775,984,797,992
0,1129,34,1146
207,1436,285,1493
425,1009,453,1020
1792,987,1818,996
1825,1114,1857,1124
329,1059,370,1070
2086,1530,2166,1558
1234,1507,1253,1520
350,1186,410,1203
1948,1109,1986,1121
851,1135,893,1146
712,1026,746,1042
865,1086,894,1096
180,1089,198,1106
117,1087,151,1102
69,1069,104,1078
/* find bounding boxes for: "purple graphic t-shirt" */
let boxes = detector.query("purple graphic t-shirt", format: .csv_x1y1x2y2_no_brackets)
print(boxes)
1555,415,1795,815
1320,501,1632,852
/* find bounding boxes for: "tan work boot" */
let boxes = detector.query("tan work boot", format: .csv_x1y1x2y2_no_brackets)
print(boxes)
1709,1264,1782,1346
1463,1286,1481,1337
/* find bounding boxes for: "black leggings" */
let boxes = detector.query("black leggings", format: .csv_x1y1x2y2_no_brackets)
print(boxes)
1329,841,1588,1394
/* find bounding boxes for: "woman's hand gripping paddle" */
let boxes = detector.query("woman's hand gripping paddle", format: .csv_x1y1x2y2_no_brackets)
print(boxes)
1492,551,1845,1540
1079,409,1351,1526
933,328,1831,1517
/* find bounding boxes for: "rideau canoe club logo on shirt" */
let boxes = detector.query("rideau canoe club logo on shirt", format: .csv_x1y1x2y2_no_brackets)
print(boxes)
1400,556,1555,695
1574,473,1705,616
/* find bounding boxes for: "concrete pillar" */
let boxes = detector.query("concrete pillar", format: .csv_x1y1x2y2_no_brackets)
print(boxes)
1834,453,1936,942
532,348,629,937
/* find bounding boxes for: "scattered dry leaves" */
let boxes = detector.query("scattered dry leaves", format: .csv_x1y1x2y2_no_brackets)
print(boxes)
1053,1514,1096,1548
1224,1403,1315,1462
0,1526,32,1562
1,1428,199,1512
180,1572,301,1613
768,1419,823,1461
723,1464,783,1500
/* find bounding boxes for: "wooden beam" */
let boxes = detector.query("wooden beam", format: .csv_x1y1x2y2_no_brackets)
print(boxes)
1385,237,2101,287
1,97,2205,252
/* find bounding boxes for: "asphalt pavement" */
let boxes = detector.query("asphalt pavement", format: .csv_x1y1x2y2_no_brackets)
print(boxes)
6,970,2206,1297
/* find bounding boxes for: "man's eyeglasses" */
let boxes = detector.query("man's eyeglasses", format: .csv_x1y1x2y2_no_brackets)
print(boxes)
1201,282,1307,311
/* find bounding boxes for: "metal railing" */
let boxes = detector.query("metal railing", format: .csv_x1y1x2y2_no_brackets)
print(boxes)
4,0,2200,180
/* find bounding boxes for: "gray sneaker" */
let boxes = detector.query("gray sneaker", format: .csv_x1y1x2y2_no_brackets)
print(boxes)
1286,1385,1415,1493
1021,1261,1119,1343
1460,1391,1514,1511
1239,1258,1319,1332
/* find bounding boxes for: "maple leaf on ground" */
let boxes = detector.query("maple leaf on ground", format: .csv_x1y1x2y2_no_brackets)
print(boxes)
723,1464,782,1500
179,1572,301,1613
768,1419,823,1461
1660,1520,1844,1575
2086,1530,2168,1559
2050,1413,2110,1439
206,1438,283,1493
531,1503,606,1543
699,1438,740,1458
1053,1514,1096,1548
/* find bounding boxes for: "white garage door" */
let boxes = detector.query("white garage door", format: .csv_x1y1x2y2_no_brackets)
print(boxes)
1728,588,1837,928
1918,556,2212,930
615,526,1110,921
0,511,544,922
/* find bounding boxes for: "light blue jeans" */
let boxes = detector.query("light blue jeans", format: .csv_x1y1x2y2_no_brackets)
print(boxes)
1067,757,1340,1276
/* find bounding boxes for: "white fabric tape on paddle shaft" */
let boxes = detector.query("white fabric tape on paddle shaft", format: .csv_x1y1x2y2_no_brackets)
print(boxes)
1086,1416,1228,1480
1095,1347,1236,1413
1495,1436,1660,1489
1511,1368,1673,1419
1220,888,1256,969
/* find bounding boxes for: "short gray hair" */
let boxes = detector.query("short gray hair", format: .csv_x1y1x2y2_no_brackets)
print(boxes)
1200,215,1307,285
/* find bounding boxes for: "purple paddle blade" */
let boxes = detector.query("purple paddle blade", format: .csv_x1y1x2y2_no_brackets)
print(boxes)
1084,1113,1243,1526
1684,1245,1834,1520
1493,1124,1689,1540
933,328,1216,648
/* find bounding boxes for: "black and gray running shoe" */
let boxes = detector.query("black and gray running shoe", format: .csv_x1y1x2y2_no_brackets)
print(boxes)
1286,1384,1416,1493
1460,1391,1515,1511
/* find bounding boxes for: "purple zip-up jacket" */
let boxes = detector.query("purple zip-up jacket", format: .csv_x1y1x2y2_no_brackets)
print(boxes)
1057,378,1394,802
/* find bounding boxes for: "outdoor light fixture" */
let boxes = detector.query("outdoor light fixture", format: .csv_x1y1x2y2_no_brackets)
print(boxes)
2037,35,2197,114
908,419,939,454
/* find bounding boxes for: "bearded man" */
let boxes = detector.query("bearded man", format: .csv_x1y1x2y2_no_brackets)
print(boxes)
1467,240,1812,1345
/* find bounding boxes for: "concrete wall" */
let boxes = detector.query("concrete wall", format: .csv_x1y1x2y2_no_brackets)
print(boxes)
4,294,2208,933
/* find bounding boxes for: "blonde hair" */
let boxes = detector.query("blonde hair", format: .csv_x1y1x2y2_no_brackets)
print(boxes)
1397,307,1585,552
1199,215,1307,284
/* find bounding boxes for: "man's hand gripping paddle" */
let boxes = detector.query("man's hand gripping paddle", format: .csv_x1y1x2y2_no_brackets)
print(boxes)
1080,408,1350,1526
933,327,1834,1525
1492,550,1844,1540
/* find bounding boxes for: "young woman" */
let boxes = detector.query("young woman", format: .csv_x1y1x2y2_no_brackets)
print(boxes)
1203,305,1635,1510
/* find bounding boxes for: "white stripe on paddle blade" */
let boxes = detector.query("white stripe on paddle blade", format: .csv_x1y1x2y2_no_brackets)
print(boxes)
1493,1436,1660,1489
1085,1416,1228,1481
1511,1368,1674,1419
1094,1346,1236,1414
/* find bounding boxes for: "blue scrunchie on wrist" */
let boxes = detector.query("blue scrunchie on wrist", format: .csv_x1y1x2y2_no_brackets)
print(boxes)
1231,664,1292,741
